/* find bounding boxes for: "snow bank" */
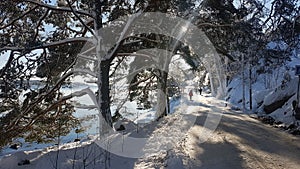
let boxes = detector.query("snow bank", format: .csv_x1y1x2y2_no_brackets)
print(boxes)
262,78,297,106
226,56,300,126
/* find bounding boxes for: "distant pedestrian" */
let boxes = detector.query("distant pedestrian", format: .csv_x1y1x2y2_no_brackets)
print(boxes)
189,90,193,100
199,87,202,95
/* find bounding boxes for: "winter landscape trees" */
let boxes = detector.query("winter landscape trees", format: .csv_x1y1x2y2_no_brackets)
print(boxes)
0,0,299,160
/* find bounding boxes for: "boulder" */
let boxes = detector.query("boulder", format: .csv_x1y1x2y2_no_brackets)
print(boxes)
10,144,19,150
18,159,30,166
263,95,294,114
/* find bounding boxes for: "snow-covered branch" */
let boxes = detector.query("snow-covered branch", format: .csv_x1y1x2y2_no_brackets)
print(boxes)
77,45,98,61
129,74,155,87
27,88,98,128
78,54,98,62
24,0,93,17
0,37,89,52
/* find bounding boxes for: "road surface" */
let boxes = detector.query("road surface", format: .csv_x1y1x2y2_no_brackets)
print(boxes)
161,94,300,169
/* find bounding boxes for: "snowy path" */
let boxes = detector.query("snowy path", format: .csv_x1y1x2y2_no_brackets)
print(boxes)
162,94,300,169
1,94,300,169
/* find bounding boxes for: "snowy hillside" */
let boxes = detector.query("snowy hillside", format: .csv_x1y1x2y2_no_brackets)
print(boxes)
226,55,300,128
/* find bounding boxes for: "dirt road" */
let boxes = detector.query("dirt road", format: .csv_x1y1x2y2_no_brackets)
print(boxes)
165,95,300,169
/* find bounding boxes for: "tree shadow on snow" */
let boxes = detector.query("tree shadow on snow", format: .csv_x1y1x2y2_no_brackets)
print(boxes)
186,109,300,169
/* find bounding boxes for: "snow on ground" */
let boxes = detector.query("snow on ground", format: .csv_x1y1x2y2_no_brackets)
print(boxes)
0,54,196,158
1,92,300,169
0,75,186,159
0,89,208,168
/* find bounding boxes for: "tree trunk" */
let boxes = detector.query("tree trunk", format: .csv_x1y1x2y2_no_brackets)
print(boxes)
242,54,246,112
249,62,252,110
94,0,112,135
99,60,113,133
156,70,169,120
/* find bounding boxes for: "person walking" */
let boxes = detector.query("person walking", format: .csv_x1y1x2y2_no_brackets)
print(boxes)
189,90,193,100
199,87,202,95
